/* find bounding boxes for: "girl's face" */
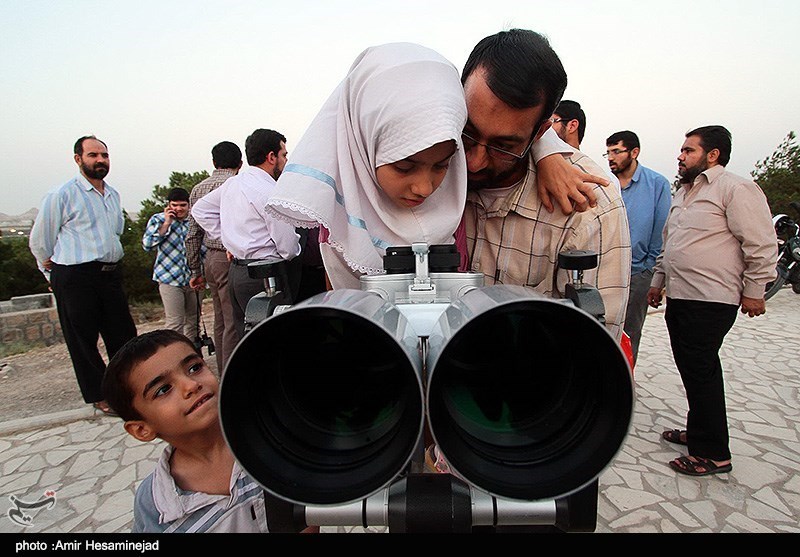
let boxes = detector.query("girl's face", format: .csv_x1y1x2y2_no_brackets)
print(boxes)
376,140,457,209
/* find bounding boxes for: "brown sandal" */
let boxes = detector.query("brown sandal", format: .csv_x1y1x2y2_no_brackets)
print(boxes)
669,455,732,476
662,429,687,446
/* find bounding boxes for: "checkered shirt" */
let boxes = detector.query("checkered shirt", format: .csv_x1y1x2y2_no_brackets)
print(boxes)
186,168,238,277
464,150,631,341
142,213,191,287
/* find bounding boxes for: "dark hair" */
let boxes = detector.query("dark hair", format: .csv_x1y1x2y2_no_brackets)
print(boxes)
555,100,586,143
102,330,200,421
245,129,287,166
462,29,567,123
166,187,190,202
211,141,242,170
74,135,107,156
606,130,641,151
686,125,732,166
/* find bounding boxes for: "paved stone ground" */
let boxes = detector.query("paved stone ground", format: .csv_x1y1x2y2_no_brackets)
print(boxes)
0,288,798,534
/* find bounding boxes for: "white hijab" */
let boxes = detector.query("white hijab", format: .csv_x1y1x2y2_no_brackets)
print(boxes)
266,42,468,278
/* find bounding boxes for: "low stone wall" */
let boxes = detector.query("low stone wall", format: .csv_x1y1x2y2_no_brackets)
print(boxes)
0,294,63,346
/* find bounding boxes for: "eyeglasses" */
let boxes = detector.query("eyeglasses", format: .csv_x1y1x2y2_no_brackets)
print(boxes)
603,149,629,158
552,118,569,125
461,131,535,162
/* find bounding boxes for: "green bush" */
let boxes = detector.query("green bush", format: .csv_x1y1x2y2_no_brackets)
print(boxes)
0,236,50,301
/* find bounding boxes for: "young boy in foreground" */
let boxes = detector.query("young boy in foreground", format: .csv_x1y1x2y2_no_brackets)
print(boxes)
103,329,283,533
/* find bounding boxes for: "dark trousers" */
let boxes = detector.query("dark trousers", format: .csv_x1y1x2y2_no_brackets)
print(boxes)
623,268,654,363
228,262,268,342
50,262,137,403
665,298,738,461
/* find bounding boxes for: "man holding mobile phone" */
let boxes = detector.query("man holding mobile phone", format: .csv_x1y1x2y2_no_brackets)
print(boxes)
142,187,198,340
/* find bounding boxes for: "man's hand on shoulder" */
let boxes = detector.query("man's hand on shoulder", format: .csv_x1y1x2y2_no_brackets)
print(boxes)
740,295,766,317
536,154,609,214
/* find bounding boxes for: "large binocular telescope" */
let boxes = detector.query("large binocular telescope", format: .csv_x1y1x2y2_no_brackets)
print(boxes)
220,244,633,532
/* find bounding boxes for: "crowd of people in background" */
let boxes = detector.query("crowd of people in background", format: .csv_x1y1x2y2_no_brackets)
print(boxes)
27,28,778,533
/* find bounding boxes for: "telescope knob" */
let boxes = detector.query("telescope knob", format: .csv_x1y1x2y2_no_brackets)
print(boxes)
558,250,598,271
247,257,286,280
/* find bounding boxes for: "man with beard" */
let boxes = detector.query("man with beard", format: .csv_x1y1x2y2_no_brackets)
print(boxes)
29,135,137,415
605,130,670,362
461,29,631,341
648,125,777,477
191,129,300,342
553,100,621,193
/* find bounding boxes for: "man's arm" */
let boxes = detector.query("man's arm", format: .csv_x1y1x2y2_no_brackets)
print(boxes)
645,176,673,269
28,191,62,276
533,128,609,214
142,214,166,252
263,208,302,261
186,188,206,283
726,182,779,313
191,186,223,242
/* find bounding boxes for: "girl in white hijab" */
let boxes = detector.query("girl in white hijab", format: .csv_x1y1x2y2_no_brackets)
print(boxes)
266,42,468,289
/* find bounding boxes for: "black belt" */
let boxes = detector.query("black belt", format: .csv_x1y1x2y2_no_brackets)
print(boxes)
233,258,265,266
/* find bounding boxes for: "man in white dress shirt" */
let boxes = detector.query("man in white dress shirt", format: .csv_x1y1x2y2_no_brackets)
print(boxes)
191,129,301,342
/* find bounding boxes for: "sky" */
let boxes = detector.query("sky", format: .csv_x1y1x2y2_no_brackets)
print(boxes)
1,0,799,216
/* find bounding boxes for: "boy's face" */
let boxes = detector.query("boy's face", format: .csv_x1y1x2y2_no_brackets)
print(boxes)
123,341,219,443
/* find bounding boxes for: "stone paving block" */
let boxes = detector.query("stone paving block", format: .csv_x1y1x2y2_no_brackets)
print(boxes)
1,470,43,493
684,500,719,529
604,485,663,512
39,467,64,489
2,455,29,475
100,464,136,495
93,494,132,522
675,478,702,500
66,451,102,477
724,511,774,533
75,460,117,480
18,454,48,473
613,468,644,491
733,455,789,490
745,497,796,522
56,477,98,499
54,509,92,533
121,443,158,467
659,501,702,528
67,493,99,515
95,514,133,534
743,422,798,442
44,449,78,467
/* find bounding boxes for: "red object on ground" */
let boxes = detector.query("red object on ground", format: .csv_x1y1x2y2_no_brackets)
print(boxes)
620,331,635,375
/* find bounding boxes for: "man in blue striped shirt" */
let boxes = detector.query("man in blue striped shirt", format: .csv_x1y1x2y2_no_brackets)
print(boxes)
29,135,137,415
605,130,671,363
142,188,198,341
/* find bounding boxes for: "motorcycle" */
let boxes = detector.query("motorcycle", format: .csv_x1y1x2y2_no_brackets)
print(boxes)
765,201,800,300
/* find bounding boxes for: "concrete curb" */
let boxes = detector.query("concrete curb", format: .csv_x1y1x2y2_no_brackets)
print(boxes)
0,407,99,436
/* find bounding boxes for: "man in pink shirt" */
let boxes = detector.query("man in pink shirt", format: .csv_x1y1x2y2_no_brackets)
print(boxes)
648,125,777,477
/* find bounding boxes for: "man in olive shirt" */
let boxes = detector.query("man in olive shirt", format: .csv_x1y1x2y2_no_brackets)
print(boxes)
648,125,777,477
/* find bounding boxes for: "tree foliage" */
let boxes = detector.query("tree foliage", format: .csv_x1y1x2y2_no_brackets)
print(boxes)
0,237,50,301
121,171,209,303
751,131,800,217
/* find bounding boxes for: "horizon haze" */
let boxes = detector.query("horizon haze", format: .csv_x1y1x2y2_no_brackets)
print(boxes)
2,1,798,216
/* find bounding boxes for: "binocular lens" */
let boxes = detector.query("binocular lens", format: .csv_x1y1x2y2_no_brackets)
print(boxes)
221,300,424,506
428,296,633,501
